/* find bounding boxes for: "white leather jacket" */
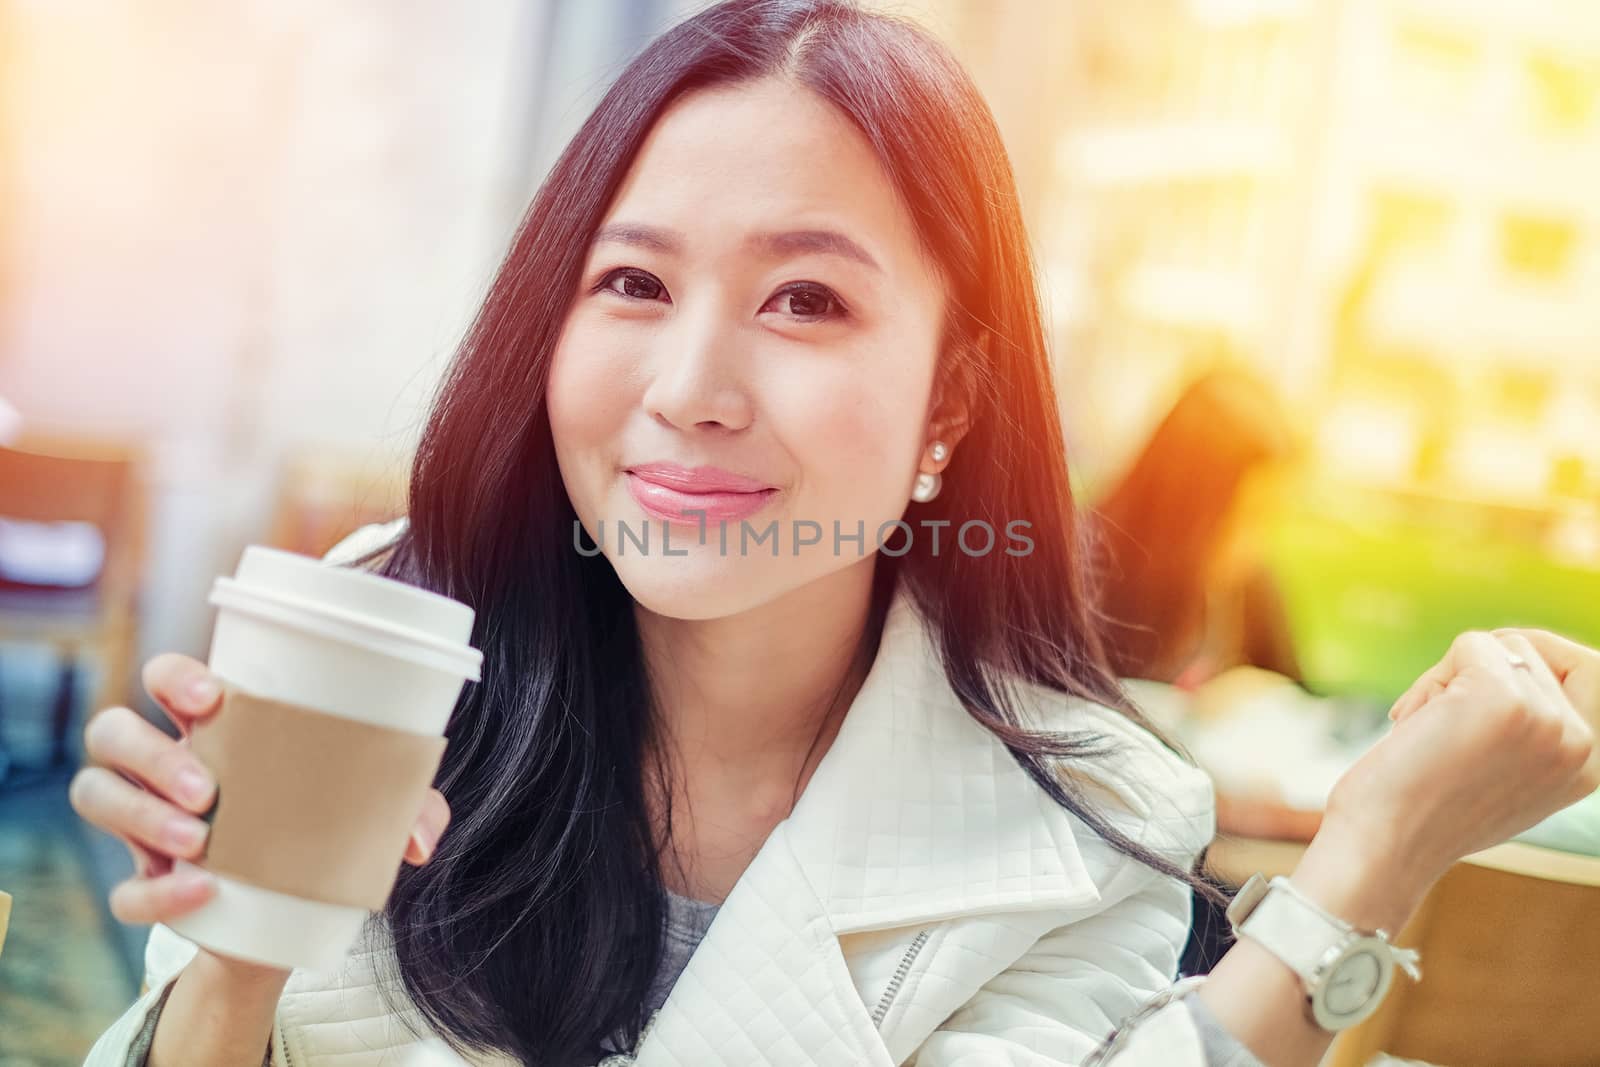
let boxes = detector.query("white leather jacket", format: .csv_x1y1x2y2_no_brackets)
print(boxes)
85,519,1243,1066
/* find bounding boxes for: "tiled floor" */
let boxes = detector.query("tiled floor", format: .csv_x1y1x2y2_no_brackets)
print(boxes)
0,651,146,1066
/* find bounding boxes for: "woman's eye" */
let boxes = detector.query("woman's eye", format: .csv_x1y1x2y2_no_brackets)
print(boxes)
596,268,668,303
764,283,847,322
593,269,845,322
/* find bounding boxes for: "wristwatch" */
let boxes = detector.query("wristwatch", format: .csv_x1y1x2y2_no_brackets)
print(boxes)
1225,873,1423,1031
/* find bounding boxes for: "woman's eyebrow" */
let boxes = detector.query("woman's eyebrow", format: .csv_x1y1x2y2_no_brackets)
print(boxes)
591,222,882,274
749,229,882,274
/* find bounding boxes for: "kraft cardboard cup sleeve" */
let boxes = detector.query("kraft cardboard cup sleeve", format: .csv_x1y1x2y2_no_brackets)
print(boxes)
166,544,482,972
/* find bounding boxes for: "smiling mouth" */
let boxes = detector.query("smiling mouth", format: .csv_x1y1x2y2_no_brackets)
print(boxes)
624,470,779,525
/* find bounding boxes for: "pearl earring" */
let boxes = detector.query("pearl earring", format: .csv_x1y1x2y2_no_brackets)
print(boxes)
911,439,948,503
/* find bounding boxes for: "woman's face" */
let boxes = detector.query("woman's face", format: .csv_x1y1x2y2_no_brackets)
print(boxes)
548,76,953,620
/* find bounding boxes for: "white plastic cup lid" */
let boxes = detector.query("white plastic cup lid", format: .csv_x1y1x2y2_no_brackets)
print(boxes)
209,546,484,682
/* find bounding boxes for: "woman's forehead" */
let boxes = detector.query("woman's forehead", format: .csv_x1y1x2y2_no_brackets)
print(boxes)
598,79,932,282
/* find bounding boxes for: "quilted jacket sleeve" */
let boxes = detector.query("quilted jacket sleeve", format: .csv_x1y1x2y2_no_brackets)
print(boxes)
81,922,206,1066
906,701,1262,1067
80,520,409,1067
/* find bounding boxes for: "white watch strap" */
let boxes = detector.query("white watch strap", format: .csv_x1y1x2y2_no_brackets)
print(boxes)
1235,877,1350,984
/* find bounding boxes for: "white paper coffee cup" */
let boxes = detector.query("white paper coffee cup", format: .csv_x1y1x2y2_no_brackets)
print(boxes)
167,544,482,972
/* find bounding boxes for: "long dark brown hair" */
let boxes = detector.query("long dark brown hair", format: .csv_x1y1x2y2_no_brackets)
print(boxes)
346,2,1221,1063
1092,366,1295,681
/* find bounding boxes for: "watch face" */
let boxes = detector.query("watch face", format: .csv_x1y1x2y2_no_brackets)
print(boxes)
1312,940,1394,1030
1325,950,1383,1014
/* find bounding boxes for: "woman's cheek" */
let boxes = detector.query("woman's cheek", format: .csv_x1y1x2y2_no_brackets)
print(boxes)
547,328,640,531
550,326,641,441
805,381,915,514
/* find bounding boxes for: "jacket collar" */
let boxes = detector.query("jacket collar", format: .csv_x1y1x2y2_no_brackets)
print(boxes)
769,582,1102,932
630,583,1105,1066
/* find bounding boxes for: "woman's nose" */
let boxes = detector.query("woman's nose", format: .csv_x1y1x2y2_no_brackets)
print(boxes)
641,311,754,432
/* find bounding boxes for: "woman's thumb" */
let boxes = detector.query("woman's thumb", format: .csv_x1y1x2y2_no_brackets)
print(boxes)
405,788,451,865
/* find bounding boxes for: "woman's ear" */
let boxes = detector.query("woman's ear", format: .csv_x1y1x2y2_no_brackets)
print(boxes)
925,332,983,454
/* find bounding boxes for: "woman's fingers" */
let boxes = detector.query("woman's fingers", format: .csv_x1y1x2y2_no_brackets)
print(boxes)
141,652,224,736
1389,630,1502,723
123,837,171,881
73,654,224,930
403,788,451,866
1389,671,1446,723
68,765,212,863
1492,631,1571,724
1494,627,1596,684
1494,626,1600,731
107,868,217,926
1390,629,1567,725
91,650,462,926
1495,629,1600,796
1417,629,1598,802
83,704,216,815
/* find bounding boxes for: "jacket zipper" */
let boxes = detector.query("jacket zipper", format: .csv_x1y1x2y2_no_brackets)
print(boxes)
871,928,932,1028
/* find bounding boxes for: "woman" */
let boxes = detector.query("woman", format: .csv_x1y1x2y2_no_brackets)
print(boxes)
1092,366,1303,689
73,3,1597,1065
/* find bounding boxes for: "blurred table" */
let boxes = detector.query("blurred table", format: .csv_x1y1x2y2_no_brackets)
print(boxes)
1216,792,1323,843
1207,812,1600,888
1205,831,1311,884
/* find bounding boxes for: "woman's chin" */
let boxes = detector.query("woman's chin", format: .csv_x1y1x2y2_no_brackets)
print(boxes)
611,550,778,621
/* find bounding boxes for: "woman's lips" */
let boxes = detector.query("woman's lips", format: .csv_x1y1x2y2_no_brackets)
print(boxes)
625,471,778,525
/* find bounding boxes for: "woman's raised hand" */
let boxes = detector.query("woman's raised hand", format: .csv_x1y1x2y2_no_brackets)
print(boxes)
1324,627,1598,894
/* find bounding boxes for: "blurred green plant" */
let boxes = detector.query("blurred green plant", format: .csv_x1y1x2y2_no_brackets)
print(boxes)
1265,492,1600,702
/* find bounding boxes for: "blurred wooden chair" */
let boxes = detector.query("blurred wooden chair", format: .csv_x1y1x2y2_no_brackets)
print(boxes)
266,448,407,559
1324,841,1600,1067
0,888,11,958
0,435,147,774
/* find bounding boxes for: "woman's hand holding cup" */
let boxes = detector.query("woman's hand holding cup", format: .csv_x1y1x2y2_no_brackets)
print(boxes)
69,651,453,972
